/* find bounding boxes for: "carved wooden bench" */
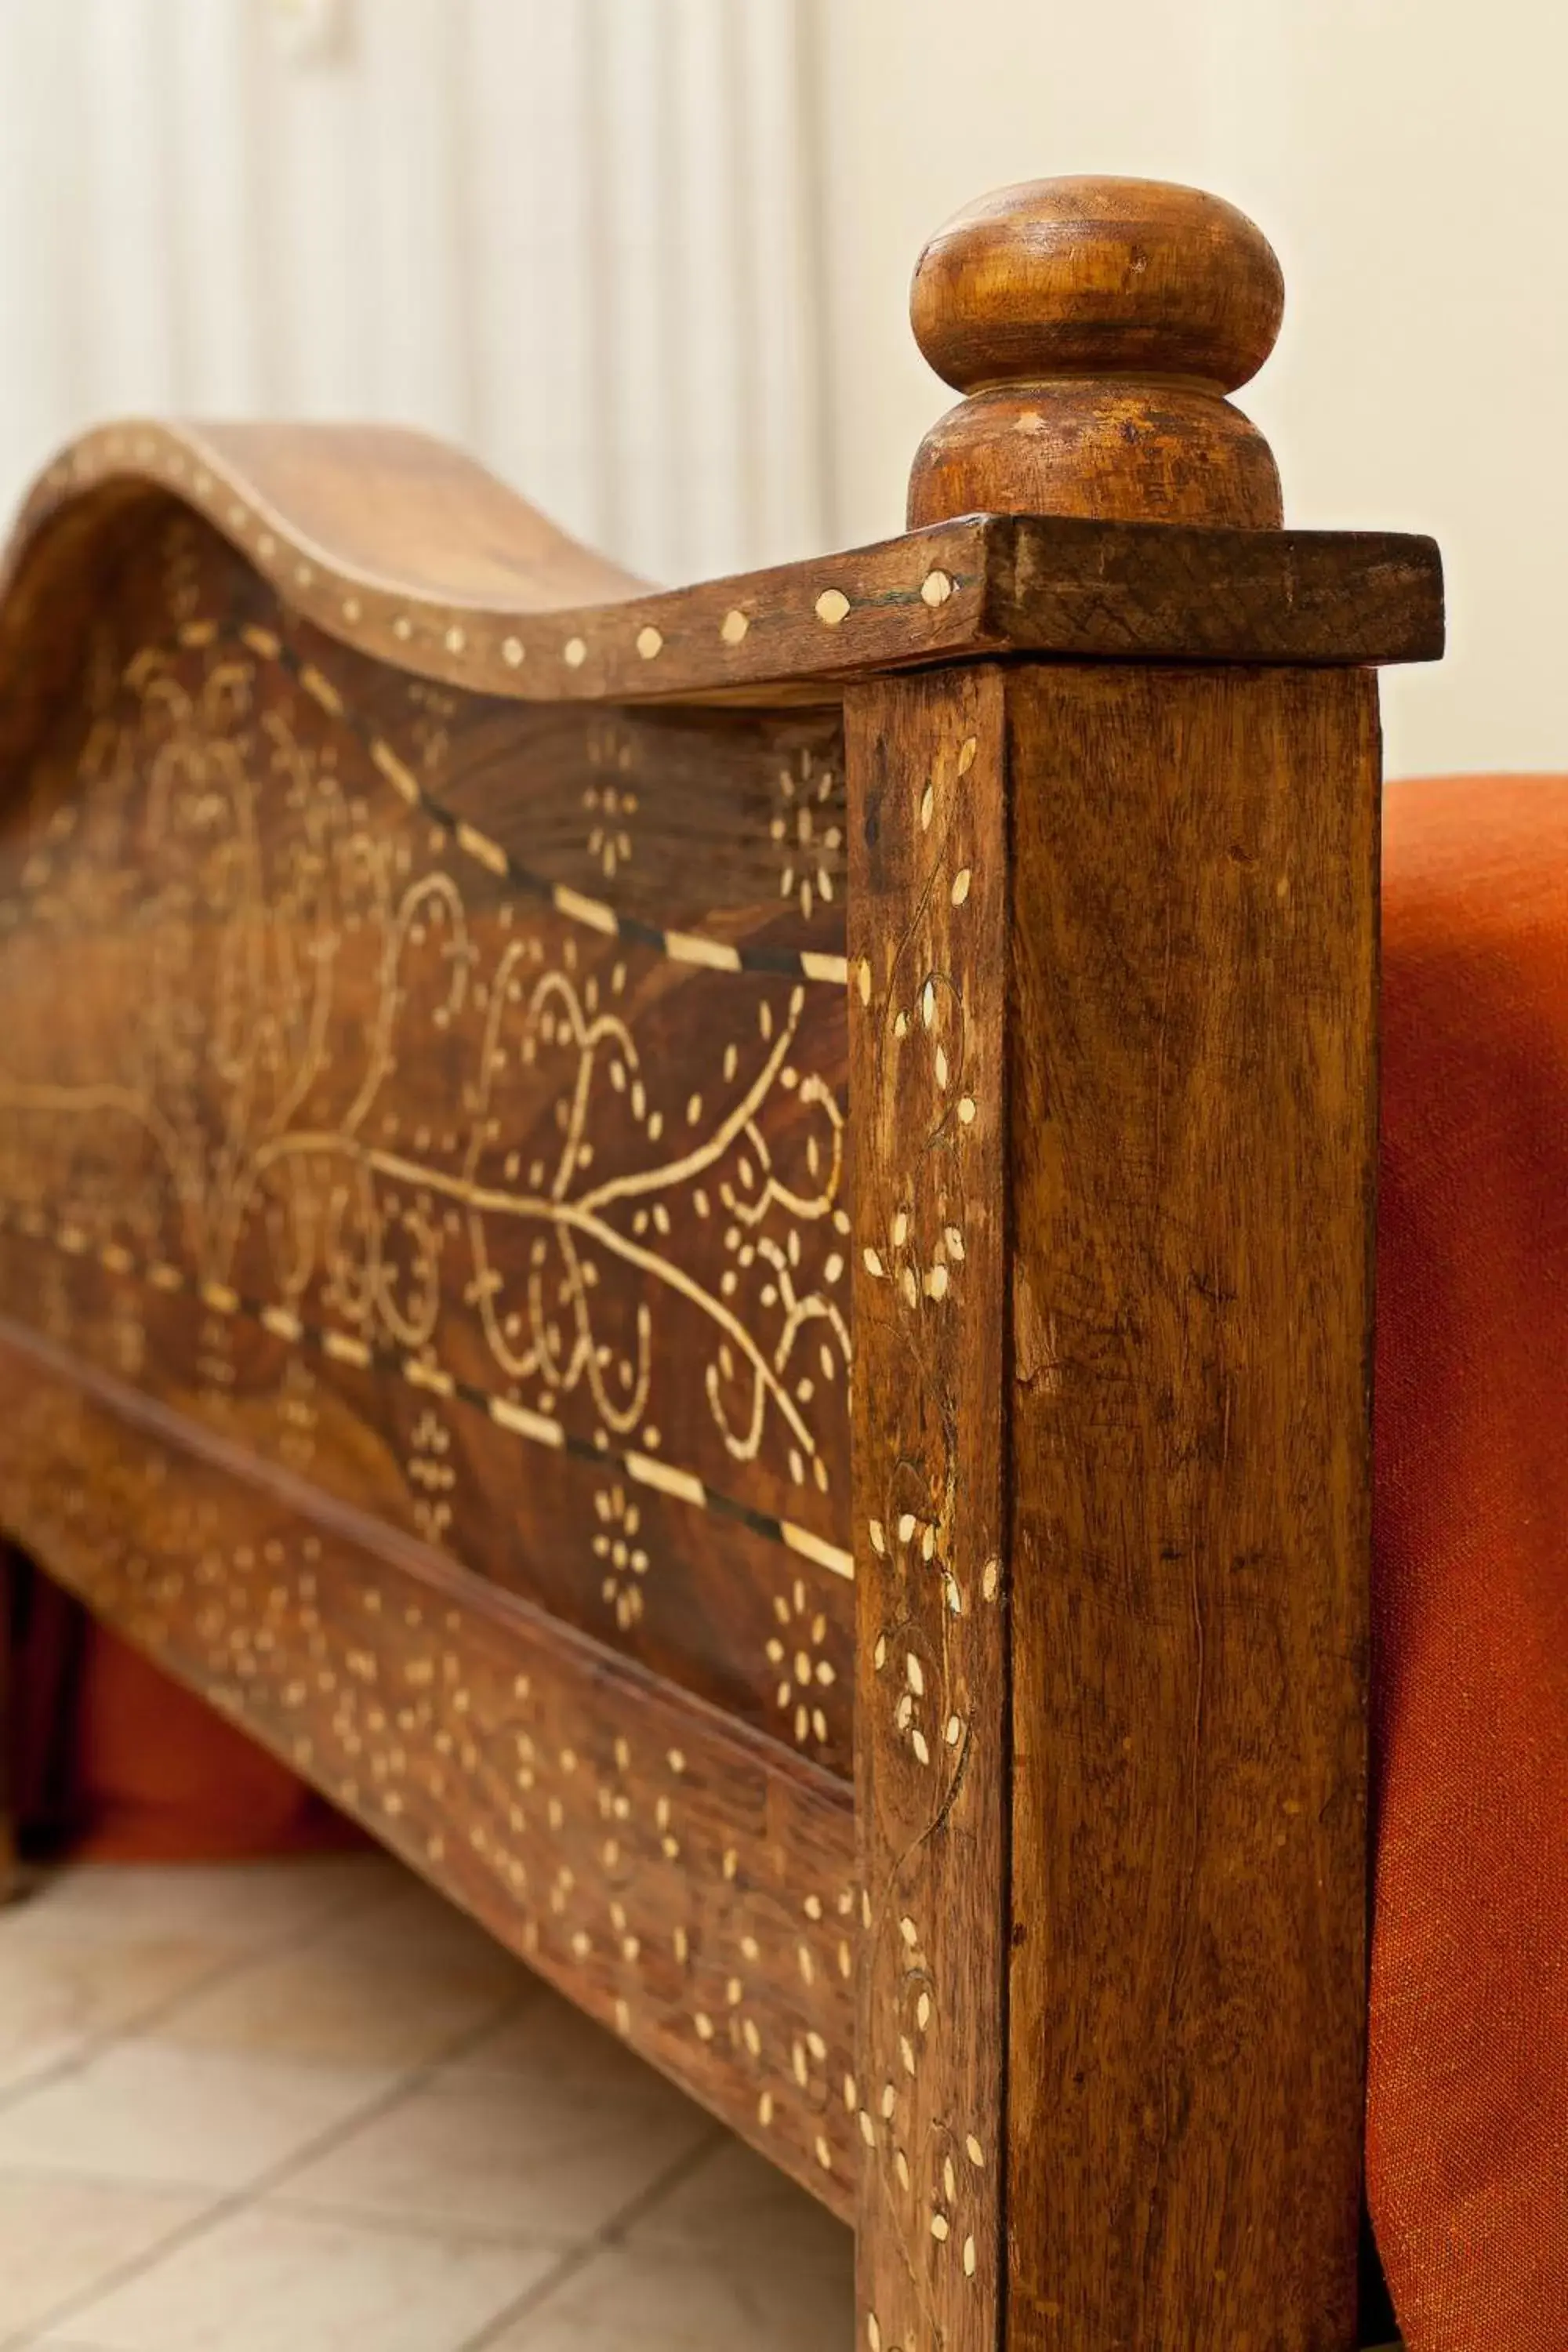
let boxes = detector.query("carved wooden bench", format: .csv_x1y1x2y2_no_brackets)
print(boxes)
0,178,1441,2347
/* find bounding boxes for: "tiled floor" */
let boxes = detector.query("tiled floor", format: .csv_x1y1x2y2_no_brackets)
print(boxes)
0,1853,853,2350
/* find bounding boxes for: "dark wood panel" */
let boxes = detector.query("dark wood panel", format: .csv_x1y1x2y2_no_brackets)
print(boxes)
989,514,1443,670
1004,662,1378,2347
0,510,855,1774
0,1315,861,2216
848,668,1011,2352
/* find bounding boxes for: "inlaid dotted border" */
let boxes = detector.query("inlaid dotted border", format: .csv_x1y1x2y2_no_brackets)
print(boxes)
15,421,985,742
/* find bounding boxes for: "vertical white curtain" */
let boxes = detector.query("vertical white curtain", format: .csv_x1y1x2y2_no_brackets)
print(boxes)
0,0,833,585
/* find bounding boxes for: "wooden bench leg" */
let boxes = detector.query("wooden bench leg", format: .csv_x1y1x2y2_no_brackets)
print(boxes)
0,1544,20,1902
849,658,1380,2350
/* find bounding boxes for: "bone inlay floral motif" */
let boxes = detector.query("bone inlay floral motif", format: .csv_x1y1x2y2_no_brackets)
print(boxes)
0,616,854,1577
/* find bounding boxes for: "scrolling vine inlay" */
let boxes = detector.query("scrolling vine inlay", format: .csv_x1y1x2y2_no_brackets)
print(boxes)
0,515,856,1763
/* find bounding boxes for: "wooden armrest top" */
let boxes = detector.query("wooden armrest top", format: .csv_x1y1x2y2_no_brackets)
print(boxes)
2,419,1443,712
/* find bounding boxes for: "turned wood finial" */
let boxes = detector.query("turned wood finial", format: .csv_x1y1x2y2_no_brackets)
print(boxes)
908,176,1286,530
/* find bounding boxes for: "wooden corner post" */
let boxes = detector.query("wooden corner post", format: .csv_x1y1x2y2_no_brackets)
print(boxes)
0,1547,15,1901
848,179,1432,2350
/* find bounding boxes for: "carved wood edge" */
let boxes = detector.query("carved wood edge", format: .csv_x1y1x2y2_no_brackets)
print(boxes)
0,424,1443,733
848,668,1011,2352
0,1314,861,2218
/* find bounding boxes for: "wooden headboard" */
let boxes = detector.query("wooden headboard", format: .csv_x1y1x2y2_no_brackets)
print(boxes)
0,177,1442,2348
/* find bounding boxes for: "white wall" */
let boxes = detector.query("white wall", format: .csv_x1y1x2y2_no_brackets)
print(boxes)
0,0,1559,779
812,0,1568,779
0,0,829,587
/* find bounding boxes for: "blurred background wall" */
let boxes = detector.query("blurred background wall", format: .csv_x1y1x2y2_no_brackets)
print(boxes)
0,0,1560,778
0,0,832,587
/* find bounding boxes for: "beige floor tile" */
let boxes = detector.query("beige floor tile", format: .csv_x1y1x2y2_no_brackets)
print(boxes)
31,2205,554,2352
483,2238,855,2352
147,1929,528,2071
628,2133,854,2275
275,2063,711,2245
0,1926,235,2093
9,1858,397,1951
0,2038,400,2191
0,2173,211,2339
0,1860,849,2350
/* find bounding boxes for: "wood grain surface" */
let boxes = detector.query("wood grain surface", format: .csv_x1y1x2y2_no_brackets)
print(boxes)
848,669,1012,2352
1004,662,1380,2347
908,178,1287,529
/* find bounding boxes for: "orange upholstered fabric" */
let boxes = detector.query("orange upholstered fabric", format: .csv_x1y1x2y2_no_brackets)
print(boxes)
1371,774,1568,2345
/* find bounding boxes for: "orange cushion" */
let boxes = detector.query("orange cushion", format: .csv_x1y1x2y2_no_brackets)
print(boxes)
1371,775,1568,2345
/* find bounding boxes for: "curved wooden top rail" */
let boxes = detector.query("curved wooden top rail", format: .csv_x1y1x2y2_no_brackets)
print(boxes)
1,418,1442,717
